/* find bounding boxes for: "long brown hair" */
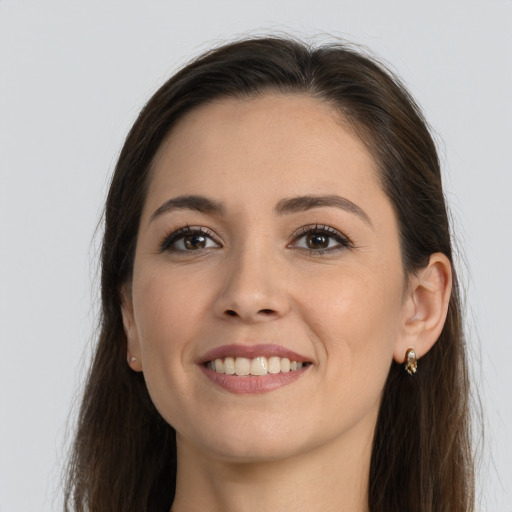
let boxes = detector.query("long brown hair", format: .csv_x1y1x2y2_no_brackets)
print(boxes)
65,37,474,511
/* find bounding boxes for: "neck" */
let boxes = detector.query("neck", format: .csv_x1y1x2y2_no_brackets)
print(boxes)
171,420,374,512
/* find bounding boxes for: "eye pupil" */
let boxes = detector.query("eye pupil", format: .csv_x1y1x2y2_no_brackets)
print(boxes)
307,233,329,249
184,234,206,250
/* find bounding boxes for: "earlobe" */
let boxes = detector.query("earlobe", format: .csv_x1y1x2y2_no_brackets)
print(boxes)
394,253,452,365
120,285,143,372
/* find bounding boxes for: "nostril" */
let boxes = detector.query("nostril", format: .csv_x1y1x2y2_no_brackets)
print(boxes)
223,308,274,317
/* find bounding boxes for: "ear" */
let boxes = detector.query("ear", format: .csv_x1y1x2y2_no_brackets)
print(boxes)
120,284,143,372
394,253,452,364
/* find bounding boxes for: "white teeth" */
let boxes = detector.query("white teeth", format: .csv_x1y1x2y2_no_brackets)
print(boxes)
250,357,268,376
268,356,281,374
235,357,251,376
224,356,235,374
214,358,224,374
207,355,307,375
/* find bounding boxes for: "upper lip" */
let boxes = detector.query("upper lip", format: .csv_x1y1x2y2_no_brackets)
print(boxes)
198,344,311,365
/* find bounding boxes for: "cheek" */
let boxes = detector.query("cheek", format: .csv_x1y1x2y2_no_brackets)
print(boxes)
131,268,208,398
298,265,404,374
133,264,208,341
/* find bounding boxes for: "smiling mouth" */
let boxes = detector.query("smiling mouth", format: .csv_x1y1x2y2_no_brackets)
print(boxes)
200,345,312,394
205,356,311,376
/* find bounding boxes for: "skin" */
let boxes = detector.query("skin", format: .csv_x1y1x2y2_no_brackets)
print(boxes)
121,95,452,512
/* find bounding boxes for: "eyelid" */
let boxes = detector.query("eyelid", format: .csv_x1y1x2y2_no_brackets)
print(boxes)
288,224,354,252
158,223,353,254
159,225,221,253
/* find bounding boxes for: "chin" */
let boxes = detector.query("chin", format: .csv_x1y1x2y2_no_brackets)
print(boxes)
201,434,307,463
175,411,312,463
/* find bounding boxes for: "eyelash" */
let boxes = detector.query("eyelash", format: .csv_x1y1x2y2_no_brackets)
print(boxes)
159,224,354,255
159,225,220,253
289,224,354,255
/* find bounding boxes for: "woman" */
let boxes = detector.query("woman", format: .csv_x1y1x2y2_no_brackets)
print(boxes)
65,36,474,511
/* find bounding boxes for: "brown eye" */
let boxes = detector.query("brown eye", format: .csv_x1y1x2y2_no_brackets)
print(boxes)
306,233,329,249
184,234,207,250
291,225,352,253
160,227,220,253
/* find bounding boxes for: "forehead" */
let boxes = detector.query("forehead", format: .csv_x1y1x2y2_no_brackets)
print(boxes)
145,94,383,216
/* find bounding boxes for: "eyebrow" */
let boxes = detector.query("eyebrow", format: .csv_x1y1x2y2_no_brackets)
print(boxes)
150,195,224,222
150,193,371,226
275,194,372,226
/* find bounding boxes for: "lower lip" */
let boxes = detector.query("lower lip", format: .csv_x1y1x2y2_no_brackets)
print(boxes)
199,365,309,394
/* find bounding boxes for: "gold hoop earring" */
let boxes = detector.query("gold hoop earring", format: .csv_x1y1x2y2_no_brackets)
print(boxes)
404,348,417,375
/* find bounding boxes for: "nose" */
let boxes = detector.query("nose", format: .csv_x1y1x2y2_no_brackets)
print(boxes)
212,245,291,323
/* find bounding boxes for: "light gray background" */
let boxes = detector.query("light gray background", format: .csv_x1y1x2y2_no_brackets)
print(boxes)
1,1,511,511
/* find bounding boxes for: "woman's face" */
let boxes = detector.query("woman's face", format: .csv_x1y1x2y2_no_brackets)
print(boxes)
123,95,410,462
